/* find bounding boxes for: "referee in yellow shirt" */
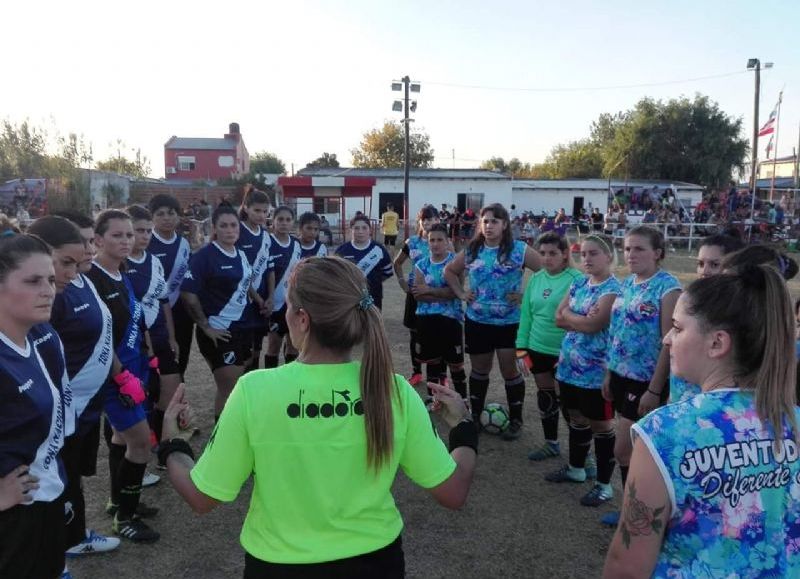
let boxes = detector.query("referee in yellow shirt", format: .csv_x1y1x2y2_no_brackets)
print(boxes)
381,204,400,256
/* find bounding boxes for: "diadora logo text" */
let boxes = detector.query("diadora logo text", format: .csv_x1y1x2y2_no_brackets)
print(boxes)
287,389,364,419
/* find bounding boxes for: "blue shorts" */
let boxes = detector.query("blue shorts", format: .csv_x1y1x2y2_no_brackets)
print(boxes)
103,381,147,432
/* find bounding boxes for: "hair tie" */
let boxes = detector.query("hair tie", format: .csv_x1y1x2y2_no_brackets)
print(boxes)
0,229,15,238
358,290,374,311
778,255,789,276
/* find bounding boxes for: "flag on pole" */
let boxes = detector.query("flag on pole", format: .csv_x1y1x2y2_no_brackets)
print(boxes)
759,92,783,137
766,135,774,159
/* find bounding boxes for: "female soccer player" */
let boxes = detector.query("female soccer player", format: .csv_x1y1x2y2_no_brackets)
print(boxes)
181,206,252,420
336,215,393,309
547,235,621,507
394,205,439,385
148,194,192,379
603,265,800,578
126,205,181,444
298,212,328,259
516,232,581,457
412,223,466,401
695,234,744,278
160,256,477,578
0,234,73,579
602,225,680,526
28,216,121,560
237,190,273,372
87,210,158,543
445,203,541,440
264,206,301,368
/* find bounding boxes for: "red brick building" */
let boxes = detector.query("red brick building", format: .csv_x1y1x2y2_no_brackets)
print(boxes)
164,122,249,181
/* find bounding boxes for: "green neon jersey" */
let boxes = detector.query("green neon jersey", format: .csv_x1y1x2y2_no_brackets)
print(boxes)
190,361,456,564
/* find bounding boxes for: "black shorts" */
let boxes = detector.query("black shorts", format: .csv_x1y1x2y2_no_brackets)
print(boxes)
559,381,614,421
251,324,269,352
525,349,559,376
0,497,66,579
383,234,397,246
608,371,668,421
415,315,464,365
403,293,417,329
269,305,289,337
244,535,404,579
195,326,251,371
151,339,180,376
464,318,518,355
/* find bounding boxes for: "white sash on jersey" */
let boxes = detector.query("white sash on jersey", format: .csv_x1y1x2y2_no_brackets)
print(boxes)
273,241,302,310
139,254,168,329
208,251,254,330
356,245,384,277
250,232,272,292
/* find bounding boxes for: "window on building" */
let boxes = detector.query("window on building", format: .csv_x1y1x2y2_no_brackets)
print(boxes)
177,156,196,171
218,155,234,168
313,197,341,214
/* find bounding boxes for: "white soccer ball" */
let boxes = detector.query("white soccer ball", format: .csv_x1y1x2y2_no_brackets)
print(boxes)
479,403,510,434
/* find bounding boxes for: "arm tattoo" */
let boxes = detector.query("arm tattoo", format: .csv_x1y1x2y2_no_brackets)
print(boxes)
620,481,665,549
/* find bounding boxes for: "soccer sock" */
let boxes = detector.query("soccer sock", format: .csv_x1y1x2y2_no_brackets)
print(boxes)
151,409,165,443
116,458,146,521
426,361,444,395
537,388,560,442
245,352,260,372
284,353,298,364
620,464,630,489
450,367,467,401
594,429,616,485
468,371,490,419
410,330,421,375
108,443,126,506
263,354,279,369
504,374,526,422
567,422,593,469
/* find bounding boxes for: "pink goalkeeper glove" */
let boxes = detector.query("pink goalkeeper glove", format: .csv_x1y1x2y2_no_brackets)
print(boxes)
113,369,146,408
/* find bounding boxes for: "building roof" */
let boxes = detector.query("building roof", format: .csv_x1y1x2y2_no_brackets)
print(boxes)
298,167,510,180
164,137,237,151
512,178,704,191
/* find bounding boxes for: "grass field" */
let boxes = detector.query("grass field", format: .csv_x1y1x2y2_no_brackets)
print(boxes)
68,247,800,578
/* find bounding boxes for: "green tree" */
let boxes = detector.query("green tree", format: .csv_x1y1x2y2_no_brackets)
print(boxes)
351,121,434,168
480,156,535,177
96,145,150,178
250,151,286,174
544,140,605,179
306,152,340,168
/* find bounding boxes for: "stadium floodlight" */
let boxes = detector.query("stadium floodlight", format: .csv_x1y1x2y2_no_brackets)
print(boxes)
764,62,774,69
392,82,402,91
410,100,417,113
392,100,403,112
747,58,759,69
410,83,421,93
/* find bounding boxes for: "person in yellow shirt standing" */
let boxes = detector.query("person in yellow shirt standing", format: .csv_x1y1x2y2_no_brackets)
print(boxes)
381,203,400,256
159,256,478,578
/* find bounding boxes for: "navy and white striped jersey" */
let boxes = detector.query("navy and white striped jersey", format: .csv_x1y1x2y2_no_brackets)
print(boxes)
126,251,170,345
334,241,393,308
0,324,72,502
299,240,328,260
148,231,191,307
237,222,272,297
181,242,252,331
269,234,302,312
50,275,113,427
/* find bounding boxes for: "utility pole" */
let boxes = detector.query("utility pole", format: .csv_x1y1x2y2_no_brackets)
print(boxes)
403,75,411,239
749,59,761,195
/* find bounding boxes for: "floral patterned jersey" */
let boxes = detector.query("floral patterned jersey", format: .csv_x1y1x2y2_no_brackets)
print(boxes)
415,253,462,321
404,235,430,285
607,270,681,382
465,240,527,326
633,389,800,578
670,375,702,404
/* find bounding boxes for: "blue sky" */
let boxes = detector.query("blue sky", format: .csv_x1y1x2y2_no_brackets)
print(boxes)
5,0,799,177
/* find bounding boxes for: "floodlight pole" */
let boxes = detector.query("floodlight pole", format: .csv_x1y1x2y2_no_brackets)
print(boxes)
749,59,761,218
402,75,411,238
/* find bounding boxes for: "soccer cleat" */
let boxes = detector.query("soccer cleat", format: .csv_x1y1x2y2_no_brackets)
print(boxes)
60,570,73,579
65,529,121,556
545,464,587,483
112,516,160,543
408,373,424,386
584,455,598,480
527,441,560,461
600,510,621,527
106,500,159,519
581,484,614,507
142,471,160,487
501,419,523,441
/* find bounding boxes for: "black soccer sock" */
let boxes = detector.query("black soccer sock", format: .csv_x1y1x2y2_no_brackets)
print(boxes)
593,429,616,485
568,422,593,468
468,371,490,419
620,464,630,489
410,330,421,375
263,354,279,369
116,458,146,521
537,388,560,442
426,361,444,395
450,367,467,401
245,352,260,372
151,409,165,443
108,443,126,506
284,353,298,364
504,374,526,422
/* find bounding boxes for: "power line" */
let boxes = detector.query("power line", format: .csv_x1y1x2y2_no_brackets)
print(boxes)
423,70,752,93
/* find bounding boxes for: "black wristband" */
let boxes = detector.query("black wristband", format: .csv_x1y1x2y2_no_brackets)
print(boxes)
448,419,479,454
158,438,196,465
